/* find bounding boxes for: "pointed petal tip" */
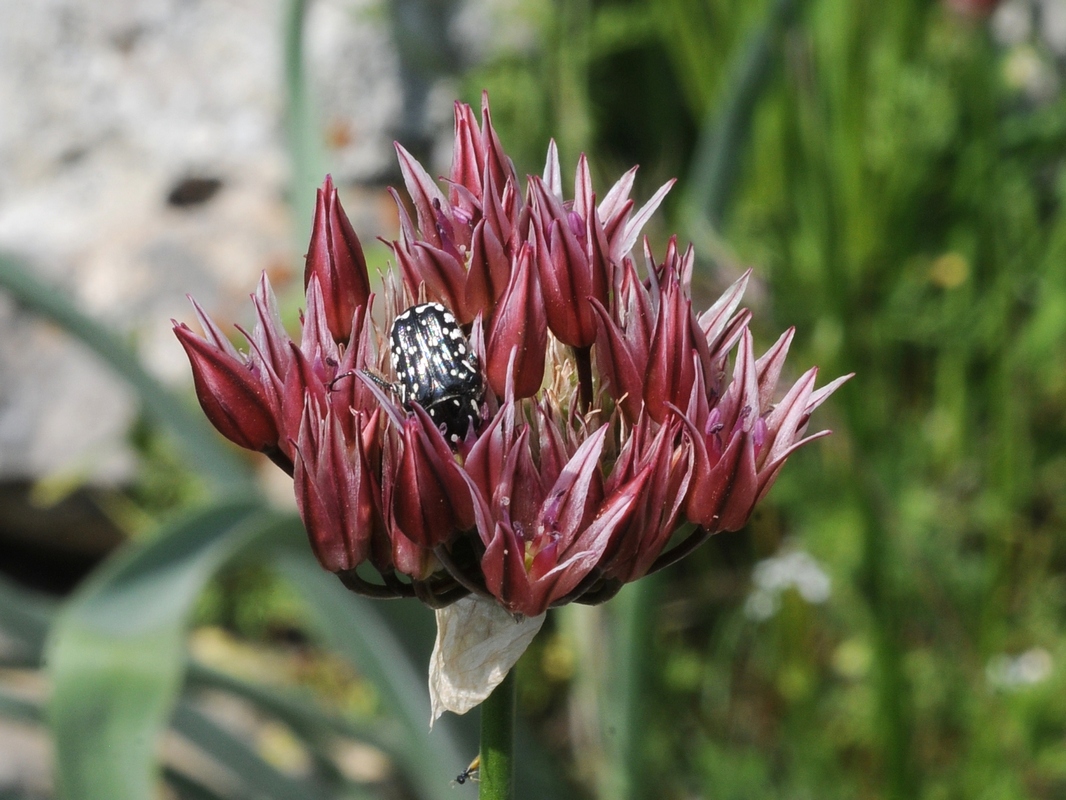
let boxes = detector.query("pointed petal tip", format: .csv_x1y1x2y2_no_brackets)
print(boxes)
761,428,835,474
819,370,854,393
725,268,754,299
807,371,854,410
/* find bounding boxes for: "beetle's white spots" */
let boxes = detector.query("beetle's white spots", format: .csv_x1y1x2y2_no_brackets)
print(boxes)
389,302,484,446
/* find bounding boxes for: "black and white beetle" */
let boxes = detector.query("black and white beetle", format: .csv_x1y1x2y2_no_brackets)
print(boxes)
388,302,483,443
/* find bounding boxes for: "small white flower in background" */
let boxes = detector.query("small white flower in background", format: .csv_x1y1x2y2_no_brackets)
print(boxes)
991,0,1031,45
986,647,1053,691
743,548,832,621
992,0,1066,56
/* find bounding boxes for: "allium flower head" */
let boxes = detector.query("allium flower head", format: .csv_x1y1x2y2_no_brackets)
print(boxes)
175,92,849,621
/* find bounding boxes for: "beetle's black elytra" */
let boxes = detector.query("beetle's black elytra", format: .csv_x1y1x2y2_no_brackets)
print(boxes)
390,303,483,443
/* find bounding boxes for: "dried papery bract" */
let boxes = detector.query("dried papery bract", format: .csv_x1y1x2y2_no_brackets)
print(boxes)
429,596,546,725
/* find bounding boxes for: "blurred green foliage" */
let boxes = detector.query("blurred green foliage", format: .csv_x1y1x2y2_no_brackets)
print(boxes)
466,0,1066,798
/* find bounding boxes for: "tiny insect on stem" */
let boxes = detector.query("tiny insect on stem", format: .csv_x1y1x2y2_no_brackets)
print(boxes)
453,755,480,786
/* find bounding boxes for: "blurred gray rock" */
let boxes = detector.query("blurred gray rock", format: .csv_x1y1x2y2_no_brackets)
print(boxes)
0,0,418,485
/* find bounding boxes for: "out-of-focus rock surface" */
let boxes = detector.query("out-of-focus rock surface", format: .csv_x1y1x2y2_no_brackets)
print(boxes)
0,0,411,485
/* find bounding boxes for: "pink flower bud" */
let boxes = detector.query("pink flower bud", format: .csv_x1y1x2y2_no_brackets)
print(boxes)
304,175,371,344
173,321,279,452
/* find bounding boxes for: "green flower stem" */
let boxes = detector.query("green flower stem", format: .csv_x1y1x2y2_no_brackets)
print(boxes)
607,576,661,800
479,668,517,800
